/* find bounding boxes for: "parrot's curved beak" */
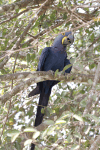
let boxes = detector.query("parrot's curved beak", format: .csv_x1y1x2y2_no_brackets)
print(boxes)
62,34,74,45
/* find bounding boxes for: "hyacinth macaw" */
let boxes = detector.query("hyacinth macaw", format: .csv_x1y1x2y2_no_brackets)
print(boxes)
28,31,74,150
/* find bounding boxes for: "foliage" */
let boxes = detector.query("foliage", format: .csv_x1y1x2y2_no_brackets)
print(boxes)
0,0,100,149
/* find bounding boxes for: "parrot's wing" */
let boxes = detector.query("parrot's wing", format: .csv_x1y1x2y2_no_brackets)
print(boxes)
37,47,50,71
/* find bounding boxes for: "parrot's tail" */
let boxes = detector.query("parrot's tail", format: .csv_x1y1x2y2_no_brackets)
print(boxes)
31,143,35,150
31,88,51,150
35,88,51,126
28,85,40,97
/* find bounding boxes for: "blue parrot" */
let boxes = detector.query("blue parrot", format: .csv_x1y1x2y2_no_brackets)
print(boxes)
28,31,74,150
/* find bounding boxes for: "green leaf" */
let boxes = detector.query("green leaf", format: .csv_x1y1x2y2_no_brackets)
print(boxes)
84,140,90,147
24,127,37,132
39,49,43,55
43,120,54,125
66,134,72,143
41,108,45,114
7,130,20,137
31,53,36,61
63,64,72,72
88,79,93,84
4,39,9,47
63,13,67,19
24,139,32,146
78,0,83,3
71,144,80,150
15,8,19,13
73,114,83,122
74,131,81,138
91,33,94,42
84,7,89,11
58,0,63,7
55,69,59,77
91,115,100,123
86,29,89,33
27,53,30,63
11,133,20,142
92,94,96,101
84,126,91,134
89,63,96,69
32,131,40,139
60,112,71,120
70,58,75,64
50,11,56,21
55,120,66,124
80,98,87,107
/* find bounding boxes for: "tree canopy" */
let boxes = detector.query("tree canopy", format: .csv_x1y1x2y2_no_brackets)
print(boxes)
0,0,100,149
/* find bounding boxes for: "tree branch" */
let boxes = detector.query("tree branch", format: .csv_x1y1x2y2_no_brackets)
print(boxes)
0,7,32,25
36,104,71,131
21,19,66,46
90,135,100,150
0,71,100,103
0,71,99,82
83,57,100,115
0,0,46,13
0,0,53,69
0,56,9,69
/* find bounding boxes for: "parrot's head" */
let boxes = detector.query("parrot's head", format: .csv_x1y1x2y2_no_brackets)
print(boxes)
61,31,74,45
52,31,74,49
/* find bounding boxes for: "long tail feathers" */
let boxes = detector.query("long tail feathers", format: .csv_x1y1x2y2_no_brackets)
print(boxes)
31,88,51,150
28,86,39,97
35,88,51,127
31,143,35,150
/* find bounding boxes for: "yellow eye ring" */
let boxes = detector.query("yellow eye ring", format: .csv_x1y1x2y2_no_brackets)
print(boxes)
62,33,65,36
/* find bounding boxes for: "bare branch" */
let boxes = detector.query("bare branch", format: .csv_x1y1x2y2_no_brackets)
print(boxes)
0,7,31,25
90,135,100,150
0,71,99,82
21,20,66,46
0,70,100,103
0,0,46,13
0,0,54,69
83,57,100,115
0,56,9,69
36,104,71,131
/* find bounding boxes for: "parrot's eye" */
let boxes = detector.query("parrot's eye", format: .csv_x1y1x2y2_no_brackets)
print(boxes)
62,33,65,36
67,38,71,43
